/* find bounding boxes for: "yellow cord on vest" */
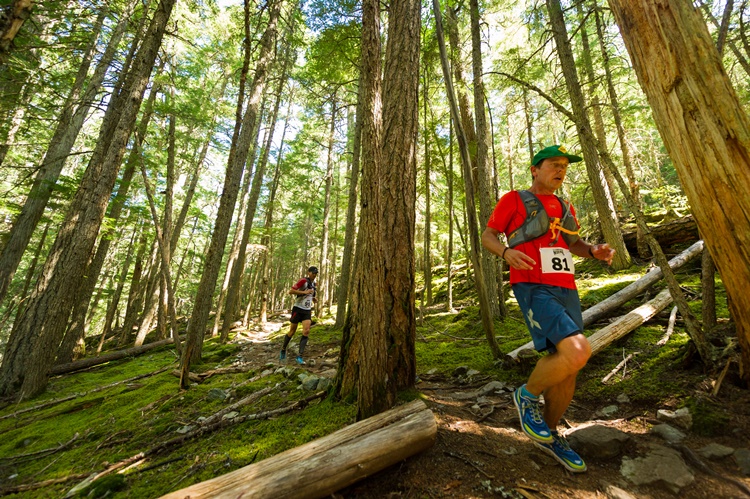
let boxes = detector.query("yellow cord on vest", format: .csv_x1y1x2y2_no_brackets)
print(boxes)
549,217,579,244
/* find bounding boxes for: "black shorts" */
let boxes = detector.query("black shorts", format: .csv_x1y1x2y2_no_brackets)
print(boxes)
290,306,312,324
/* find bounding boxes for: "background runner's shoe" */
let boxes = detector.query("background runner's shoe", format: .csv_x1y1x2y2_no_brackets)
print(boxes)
533,432,587,472
513,386,553,443
279,350,286,361
296,356,305,365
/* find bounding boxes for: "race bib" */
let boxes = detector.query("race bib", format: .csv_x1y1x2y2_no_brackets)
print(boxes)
540,247,574,274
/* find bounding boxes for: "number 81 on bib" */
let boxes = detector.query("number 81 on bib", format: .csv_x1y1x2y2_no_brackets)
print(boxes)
539,247,574,274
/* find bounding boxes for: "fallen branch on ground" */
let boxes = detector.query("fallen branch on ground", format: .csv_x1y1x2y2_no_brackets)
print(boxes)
602,352,639,384
445,451,494,479
170,365,256,384
0,433,80,464
0,367,171,422
162,399,436,499
65,391,327,495
0,473,91,496
588,288,673,356
200,384,277,426
657,306,679,346
712,358,734,397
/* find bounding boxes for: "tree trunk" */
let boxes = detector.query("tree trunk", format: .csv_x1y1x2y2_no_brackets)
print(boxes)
546,0,631,271
433,0,500,358
316,95,337,318
0,6,129,306
445,6,501,318
607,0,742,367
0,0,176,400
423,58,433,307
0,0,34,61
471,0,506,318
56,74,162,365
98,226,138,353
211,106,264,337
575,2,618,202
333,71,364,330
259,93,293,324
119,230,150,346
334,0,390,420
592,2,648,258
380,0,420,394
181,0,281,383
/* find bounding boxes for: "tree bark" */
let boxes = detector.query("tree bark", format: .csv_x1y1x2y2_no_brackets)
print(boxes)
381,0,420,394
334,0,389,420
607,0,739,367
433,0,500,358
181,0,281,383
334,71,364,330
546,0,631,271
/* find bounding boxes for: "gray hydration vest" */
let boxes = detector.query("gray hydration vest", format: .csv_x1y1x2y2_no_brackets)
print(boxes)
506,190,580,248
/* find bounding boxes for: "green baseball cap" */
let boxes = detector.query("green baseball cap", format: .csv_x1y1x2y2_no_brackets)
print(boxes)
532,145,583,166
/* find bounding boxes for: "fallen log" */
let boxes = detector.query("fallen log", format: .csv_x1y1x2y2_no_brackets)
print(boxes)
588,288,673,356
622,215,699,253
51,337,182,376
507,241,703,361
160,399,437,499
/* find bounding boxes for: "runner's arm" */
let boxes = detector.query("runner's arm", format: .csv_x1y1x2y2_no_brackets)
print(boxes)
481,226,535,270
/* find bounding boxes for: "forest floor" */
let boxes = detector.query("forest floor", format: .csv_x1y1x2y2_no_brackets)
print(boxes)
2,256,749,498
237,319,750,499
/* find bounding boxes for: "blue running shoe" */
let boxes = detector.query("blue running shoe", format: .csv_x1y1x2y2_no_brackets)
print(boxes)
533,431,587,473
296,356,305,365
513,385,553,443
279,350,286,361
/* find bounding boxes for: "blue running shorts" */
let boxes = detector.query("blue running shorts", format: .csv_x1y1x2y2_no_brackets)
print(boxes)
512,282,584,353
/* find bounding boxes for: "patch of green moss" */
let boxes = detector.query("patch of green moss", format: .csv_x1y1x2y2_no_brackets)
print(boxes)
682,397,729,437
74,474,127,498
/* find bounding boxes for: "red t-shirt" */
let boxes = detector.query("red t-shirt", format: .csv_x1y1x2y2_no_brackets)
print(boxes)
487,190,580,289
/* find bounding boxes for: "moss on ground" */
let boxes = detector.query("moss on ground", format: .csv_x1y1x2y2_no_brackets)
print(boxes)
0,254,732,497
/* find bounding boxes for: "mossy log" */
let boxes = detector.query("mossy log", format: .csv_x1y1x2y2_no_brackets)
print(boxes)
622,215,699,253
50,337,180,375
160,399,437,499
506,241,703,361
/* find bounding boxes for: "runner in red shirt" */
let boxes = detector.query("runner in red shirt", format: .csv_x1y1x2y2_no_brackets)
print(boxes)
280,266,318,365
482,145,615,473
